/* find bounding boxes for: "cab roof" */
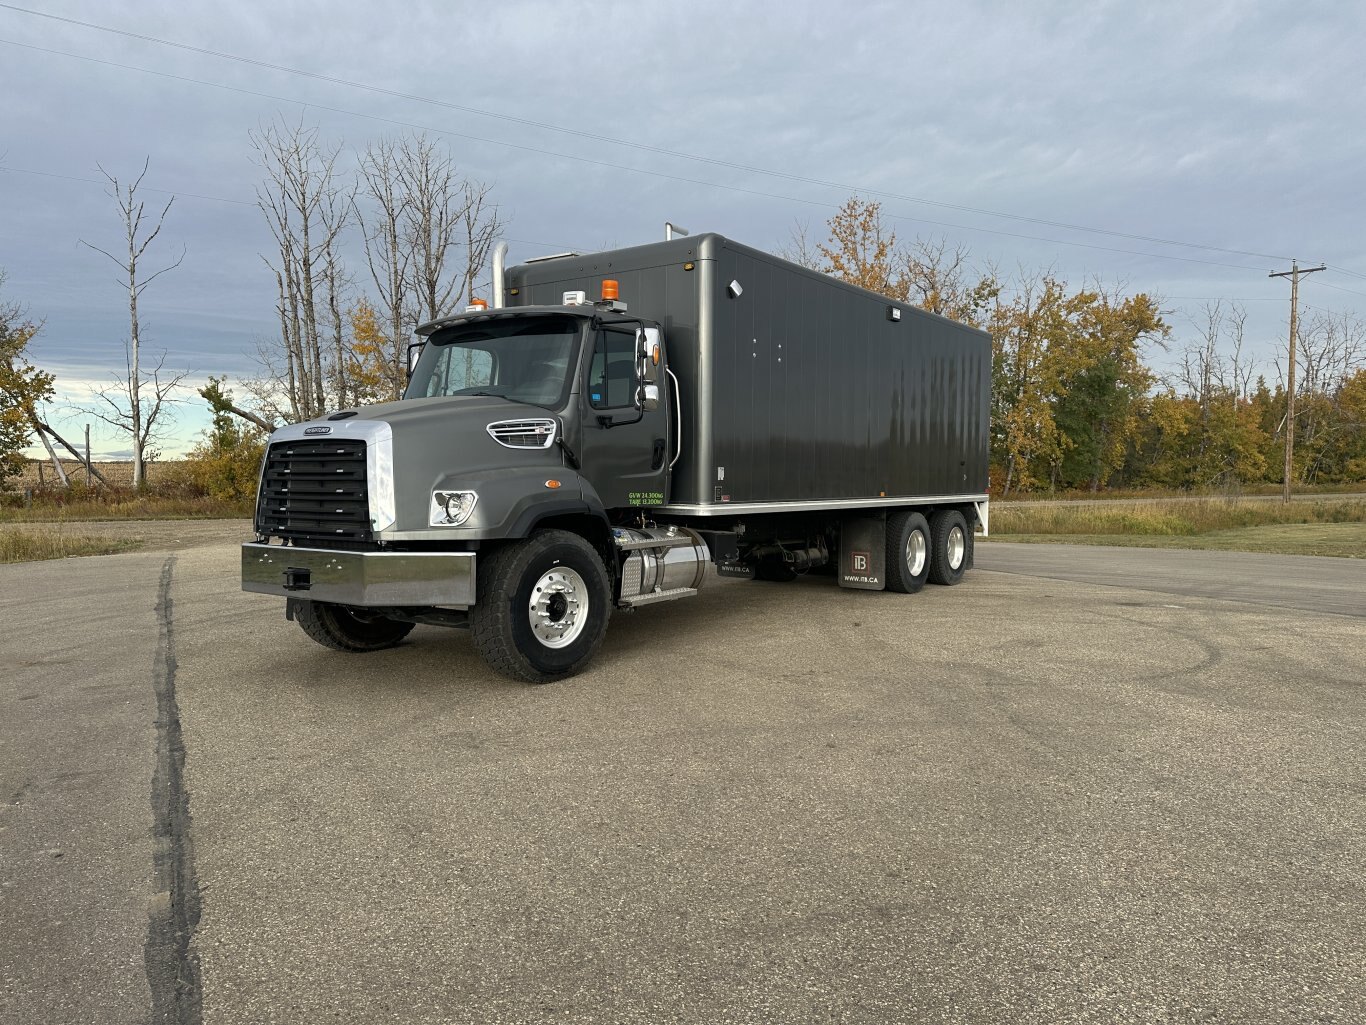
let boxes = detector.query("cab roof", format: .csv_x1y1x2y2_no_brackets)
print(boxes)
415,304,639,338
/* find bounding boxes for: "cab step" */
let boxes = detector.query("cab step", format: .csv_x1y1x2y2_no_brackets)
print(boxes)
617,586,699,608
614,535,697,552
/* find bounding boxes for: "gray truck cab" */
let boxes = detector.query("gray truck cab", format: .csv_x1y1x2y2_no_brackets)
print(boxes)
243,293,704,683
408,304,671,514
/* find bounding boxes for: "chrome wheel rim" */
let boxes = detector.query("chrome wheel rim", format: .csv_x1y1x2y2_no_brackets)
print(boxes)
906,529,927,577
528,566,589,648
947,525,966,570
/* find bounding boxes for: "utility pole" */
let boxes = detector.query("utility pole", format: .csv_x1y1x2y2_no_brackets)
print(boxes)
1269,260,1326,503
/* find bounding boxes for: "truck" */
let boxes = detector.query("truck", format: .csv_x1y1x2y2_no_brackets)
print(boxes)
242,231,992,682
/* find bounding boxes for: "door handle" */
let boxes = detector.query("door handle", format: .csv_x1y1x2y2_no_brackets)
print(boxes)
651,437,666,470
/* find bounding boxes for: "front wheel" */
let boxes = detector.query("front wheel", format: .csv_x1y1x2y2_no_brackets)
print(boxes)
928,509,969,586
469,530,611,683
292,600,415,652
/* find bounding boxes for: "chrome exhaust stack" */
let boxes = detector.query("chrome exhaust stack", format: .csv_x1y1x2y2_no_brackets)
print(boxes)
492,241,509,308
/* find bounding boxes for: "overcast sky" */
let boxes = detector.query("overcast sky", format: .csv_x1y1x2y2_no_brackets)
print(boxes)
3,0,1364,458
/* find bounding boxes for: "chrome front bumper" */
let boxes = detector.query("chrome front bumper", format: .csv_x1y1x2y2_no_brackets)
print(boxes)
241,543,476,607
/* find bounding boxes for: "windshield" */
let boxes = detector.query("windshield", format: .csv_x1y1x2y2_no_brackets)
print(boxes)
405,315,583,408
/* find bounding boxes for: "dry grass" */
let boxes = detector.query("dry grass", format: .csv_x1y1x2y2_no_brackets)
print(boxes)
990,496,1366,558
990,524,1366,559
14,458,155,489
994,483,1366,503
0,491,253,522
991,496,1366,536
3,460,252,521
0,526,139,563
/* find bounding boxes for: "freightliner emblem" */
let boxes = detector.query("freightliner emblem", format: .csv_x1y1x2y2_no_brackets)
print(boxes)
303,426,332,435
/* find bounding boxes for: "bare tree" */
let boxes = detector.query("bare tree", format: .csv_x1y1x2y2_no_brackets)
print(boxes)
1228,305,1252,400
356,137,413,401
1179,302,1255,406
777,219,823,271
80,160,186,489
89,351,187,474
447,175,502,317
356,133,504,400
252,116,351,422
901,237,987,324
1294,308,1366,480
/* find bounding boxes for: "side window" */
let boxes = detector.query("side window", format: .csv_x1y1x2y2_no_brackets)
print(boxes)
588,329,638,409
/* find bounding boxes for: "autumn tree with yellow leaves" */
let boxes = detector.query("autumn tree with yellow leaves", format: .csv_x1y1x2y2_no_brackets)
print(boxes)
346,299,398,405
0,274,52,488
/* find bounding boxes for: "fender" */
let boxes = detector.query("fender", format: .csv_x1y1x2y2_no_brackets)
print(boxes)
379,467,609,542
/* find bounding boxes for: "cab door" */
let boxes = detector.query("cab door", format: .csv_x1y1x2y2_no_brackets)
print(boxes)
576,323,669,510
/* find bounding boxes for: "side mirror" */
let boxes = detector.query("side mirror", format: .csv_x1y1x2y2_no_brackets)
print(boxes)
406,340,425,382
637,327,662,384
639,383,660,412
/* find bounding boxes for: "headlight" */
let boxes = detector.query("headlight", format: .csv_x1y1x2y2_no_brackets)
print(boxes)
430,490,478,526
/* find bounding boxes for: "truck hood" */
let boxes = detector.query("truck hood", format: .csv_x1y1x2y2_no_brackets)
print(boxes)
348,393,550,433
346,394,565,482
261,392,589,539
266,395,571,537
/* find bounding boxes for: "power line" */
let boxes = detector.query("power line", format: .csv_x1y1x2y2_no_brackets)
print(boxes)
1309,279,1366,300
0,37,1283,277
0,2,1299,265
1163,295,1284,302
1324,265,1366,282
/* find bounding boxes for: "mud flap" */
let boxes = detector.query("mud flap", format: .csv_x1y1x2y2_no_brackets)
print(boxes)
838,515,886,590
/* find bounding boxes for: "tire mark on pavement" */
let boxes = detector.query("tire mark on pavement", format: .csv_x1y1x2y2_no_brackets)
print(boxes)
144,555,203,1025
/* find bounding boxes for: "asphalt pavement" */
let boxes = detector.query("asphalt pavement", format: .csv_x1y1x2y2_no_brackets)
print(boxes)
2,537,1363,1024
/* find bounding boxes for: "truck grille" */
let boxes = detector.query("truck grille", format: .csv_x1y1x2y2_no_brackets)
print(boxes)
256,439,372,543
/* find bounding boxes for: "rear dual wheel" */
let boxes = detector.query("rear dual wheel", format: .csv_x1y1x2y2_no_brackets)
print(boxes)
886,508,971,592
928,509,970,586
885,511,931,594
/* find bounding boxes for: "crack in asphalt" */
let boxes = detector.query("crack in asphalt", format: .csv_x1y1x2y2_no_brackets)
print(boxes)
144,555,203,1025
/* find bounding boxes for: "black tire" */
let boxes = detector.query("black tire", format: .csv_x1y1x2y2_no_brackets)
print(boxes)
293,600,415,652
469,530,611,683
885,510,932,594
928,509,969,586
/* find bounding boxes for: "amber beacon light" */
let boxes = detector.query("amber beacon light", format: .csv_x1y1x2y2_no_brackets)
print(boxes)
601,279,620,301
